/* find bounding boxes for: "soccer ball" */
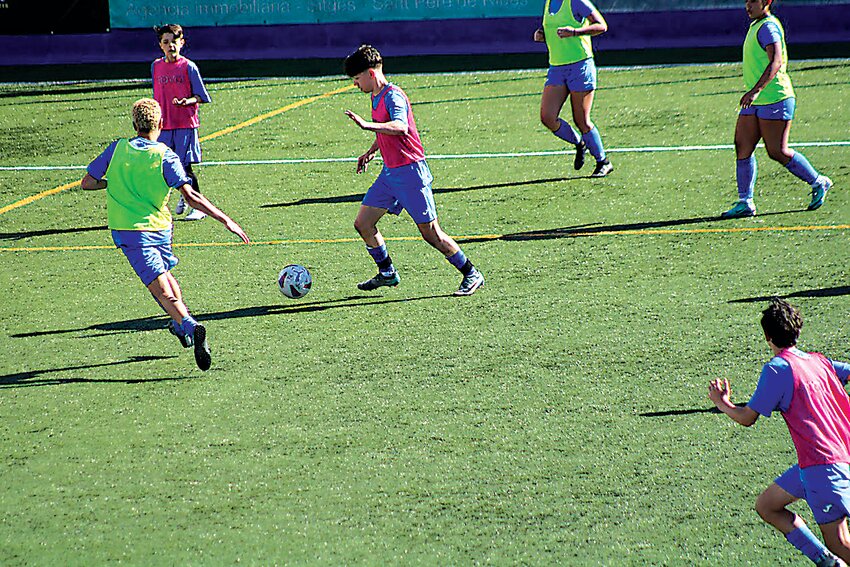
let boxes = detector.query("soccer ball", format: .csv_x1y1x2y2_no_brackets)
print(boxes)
278,264,312,299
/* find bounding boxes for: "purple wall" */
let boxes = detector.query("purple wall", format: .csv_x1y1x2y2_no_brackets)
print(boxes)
4,5,849,67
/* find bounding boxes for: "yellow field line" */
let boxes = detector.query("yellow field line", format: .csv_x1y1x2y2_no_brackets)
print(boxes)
1,224,847,252
0,83,356,217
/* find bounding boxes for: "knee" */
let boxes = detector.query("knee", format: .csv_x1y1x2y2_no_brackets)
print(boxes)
354,218,371,237
754,493,776,522
574,118,593,134
540,111,559,131
767,147,792,164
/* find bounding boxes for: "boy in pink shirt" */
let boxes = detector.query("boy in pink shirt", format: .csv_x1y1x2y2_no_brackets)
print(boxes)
710,298,850,566
152,24,212,221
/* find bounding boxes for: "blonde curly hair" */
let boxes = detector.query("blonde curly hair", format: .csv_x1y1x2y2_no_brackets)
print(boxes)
132,98,162,133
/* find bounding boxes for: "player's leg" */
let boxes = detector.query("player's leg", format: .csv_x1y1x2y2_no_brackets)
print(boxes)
758,466,842,565
760,114,832,210
722,112,760,218
570,89,609,177
183,163,207,220
354,204,399,290
417,219,484,296
818,518,850,564
148,273,210,370
541,80,586,171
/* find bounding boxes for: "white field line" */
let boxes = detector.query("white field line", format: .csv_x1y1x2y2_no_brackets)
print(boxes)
2,140,849,171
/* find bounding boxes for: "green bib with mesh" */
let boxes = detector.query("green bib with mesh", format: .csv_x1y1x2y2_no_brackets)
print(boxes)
743,15,794,105
105,139,173,231
543,0,593,66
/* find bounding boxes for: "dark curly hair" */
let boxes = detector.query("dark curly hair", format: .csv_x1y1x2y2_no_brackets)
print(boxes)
760,297,803,348
344,44,382,77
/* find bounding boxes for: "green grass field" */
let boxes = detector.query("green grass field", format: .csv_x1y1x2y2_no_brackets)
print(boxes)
0,59,848,565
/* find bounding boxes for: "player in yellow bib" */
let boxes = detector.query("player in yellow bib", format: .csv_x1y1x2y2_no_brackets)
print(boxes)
534,0,612,177
721,0,833,219
81,99,250,371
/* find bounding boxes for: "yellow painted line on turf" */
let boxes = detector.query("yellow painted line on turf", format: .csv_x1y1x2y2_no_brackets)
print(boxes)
0,84,356,217
1,224,848,252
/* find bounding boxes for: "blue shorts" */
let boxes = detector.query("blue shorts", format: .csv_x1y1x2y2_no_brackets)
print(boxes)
776,463,850,524
158,128,202,166
545,58,596,92
739,98,796,121
363,160,437,224
112,229,178,286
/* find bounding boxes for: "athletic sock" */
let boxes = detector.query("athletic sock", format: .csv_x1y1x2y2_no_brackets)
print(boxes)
180,315,198,337
446,250,474,275
786,525,831,563
736,156,757,201
785,151,819,185
582,127,606,162
367,245,395,276
553,119,581,145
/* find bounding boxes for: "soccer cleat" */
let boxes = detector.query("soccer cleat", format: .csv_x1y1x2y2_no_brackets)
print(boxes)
168,320,193,348
807,175,832,211
590,159,613,178
192,323,211,371
573,142,587,171
184,208,207,221
357,272,400,291
175,195,187,215
815,553,847,567
720,200,756,219
454,269,485,296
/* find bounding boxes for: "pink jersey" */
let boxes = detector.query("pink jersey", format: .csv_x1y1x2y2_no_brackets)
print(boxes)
152,57,200,130
780,348,850,468
371,85,425,169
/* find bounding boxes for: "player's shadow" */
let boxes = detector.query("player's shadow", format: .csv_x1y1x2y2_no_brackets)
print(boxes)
0,225,107,241
0,355,186,389
641,402,747,417
730,286,850,304
458,209,801,244
260,177,576,208
11,294,451,339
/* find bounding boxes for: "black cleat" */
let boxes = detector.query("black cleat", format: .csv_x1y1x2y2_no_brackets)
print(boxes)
574,142,587,171
590,159,613,178
168,321,193,348
192,324,211,371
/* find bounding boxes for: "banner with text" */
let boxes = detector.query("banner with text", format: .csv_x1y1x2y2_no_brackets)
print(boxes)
108,0,839,28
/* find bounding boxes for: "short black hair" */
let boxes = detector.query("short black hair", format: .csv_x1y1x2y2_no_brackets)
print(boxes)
155,24,184,40
344,44,382,77
760,297,803,348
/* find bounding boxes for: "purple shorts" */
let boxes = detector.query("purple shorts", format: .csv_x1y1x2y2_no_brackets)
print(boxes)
739,98,796,121
363,160,437,224
776,463,850,524
545,58,596,92
112,229,178,286
158,128,202,166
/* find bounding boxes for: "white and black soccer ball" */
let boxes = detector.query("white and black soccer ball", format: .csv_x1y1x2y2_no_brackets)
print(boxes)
278,264,312,299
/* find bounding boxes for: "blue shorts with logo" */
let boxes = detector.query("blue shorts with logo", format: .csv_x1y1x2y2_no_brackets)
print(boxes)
362,160,437,224
545,58,596,92
112,228,178,286
776,463,850,524
739,97,796,121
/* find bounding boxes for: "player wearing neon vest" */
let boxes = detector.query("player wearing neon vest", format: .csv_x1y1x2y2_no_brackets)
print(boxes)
533,0,612,177
344,45,484,296
721,0,832,220
81,98,249,371
152,24,212,221
710,298,850,566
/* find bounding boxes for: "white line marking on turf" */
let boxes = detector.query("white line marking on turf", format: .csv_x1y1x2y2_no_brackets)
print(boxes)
2,140,848,171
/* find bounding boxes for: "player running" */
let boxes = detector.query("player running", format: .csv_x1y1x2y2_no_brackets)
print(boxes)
721,0,832,219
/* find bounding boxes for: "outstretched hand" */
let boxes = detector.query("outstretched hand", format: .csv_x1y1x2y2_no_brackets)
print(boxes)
345,110,368,130
224,219,250,244
708,378,732,407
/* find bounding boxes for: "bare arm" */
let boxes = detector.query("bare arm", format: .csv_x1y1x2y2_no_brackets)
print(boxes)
354,139,381,174
80,173,107,190
177,183,250,244
557,10,608,38
345,110,408,137
708,378,760,427
740,42,783,108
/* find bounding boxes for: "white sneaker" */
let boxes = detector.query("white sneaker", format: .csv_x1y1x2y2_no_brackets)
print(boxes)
175,195,187,215
184,208,207,221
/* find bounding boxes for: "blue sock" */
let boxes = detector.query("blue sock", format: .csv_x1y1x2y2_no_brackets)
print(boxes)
366,245,395,276
180,315,198,337
785,151,819,185
786,525,830,563
582,127,606,162
447,249,474,275
553,119,581,145
736,156,757,201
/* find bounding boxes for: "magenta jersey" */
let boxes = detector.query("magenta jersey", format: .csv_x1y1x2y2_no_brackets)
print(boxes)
152,57,200,130
371,84,425,169
780,348,850,468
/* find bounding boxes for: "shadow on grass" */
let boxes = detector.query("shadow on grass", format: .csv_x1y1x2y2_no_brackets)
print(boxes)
458,209,802,244
730,286,850,304
260,176,581,209
0,225,107,241
11,294,450,339
641,402,747,417
0,355,185,388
